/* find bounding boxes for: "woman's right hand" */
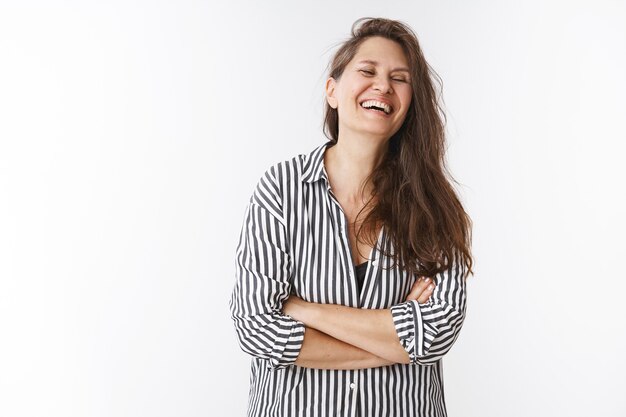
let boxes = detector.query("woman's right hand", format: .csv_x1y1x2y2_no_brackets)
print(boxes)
405,277,435,304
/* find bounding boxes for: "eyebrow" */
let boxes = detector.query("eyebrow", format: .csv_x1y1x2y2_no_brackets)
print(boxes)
356,59,410,73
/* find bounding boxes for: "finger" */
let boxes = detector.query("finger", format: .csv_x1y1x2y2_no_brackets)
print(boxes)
406,276,430,299
417,282,435,304
405,277,431,301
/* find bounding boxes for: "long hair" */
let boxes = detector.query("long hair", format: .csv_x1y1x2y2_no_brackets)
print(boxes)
323,17,474,279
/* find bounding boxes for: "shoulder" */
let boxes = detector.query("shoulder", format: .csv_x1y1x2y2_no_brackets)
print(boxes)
258,153,305,190
248,148,311,217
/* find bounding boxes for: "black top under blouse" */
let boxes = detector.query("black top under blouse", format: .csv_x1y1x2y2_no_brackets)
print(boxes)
354,260,368,294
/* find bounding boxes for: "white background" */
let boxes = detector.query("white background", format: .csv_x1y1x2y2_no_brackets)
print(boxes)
1,1,625,416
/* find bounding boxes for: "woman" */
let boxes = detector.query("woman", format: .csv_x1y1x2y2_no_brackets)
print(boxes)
229,17,474,417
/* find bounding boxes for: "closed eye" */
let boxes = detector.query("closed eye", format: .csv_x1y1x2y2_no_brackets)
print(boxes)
360,70,408,83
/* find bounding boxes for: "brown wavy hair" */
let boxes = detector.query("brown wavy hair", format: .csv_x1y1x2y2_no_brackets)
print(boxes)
323,17,474,279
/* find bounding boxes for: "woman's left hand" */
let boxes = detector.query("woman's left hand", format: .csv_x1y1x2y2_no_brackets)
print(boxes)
405,276,436,303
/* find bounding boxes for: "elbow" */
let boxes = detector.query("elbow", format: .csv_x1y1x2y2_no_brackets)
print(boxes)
230,311,306,371
407,317,466,366
410,337,457,366
392,303,466,367
231,323,265,358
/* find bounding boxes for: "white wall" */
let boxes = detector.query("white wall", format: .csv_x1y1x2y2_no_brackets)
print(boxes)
1,1,624,416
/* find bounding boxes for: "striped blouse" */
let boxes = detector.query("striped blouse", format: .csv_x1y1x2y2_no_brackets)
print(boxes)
229,141,468,417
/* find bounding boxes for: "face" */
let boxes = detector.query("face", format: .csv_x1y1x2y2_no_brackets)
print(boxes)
326,36,413,142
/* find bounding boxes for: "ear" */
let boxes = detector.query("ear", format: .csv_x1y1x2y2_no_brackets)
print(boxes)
325,77,338,109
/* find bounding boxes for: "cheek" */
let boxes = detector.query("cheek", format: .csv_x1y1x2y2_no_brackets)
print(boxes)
349,86,362,99
397,99,412,123
401,95,412,116
402,88,413,105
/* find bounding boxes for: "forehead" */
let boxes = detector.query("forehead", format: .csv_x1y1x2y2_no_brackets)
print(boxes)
351,36,409,68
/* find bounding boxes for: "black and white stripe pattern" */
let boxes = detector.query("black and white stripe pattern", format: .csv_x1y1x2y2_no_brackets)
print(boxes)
229,141,468,417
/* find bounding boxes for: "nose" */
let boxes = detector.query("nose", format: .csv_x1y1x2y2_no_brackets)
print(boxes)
373,74,393,94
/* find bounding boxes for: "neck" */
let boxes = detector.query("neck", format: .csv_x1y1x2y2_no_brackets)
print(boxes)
324,136,388,203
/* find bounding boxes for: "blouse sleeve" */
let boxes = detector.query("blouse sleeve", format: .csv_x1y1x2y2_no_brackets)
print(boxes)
389,257,468,366
228,167,306,371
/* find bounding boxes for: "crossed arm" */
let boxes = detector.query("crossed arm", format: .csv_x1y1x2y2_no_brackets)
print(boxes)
282,277,436,370
230,196,466,372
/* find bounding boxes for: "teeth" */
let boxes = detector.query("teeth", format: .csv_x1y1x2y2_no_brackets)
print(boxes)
361,100,391,114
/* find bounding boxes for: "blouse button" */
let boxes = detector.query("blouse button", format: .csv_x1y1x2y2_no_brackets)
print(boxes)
371,260,378,266
350,383,356,389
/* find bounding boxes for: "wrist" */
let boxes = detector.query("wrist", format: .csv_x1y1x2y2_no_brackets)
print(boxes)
298,299,319,327
284,296,316,325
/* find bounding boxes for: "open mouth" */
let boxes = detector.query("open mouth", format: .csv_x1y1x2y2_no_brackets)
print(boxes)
359,100,392,115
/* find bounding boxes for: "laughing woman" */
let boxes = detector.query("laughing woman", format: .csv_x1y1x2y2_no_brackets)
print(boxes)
229,17,474,417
